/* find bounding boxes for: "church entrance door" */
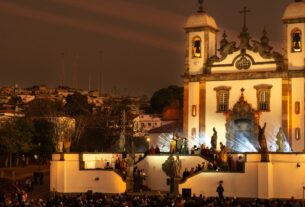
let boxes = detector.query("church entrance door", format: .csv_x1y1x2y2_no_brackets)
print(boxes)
225,91,260,152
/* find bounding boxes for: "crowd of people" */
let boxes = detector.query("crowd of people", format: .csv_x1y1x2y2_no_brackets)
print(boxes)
0,191,303,207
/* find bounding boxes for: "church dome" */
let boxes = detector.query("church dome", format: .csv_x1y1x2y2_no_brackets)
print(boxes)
283,0,305,20
185,12,218,30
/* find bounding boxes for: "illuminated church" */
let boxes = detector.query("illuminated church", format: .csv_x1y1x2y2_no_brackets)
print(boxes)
183,0,305,152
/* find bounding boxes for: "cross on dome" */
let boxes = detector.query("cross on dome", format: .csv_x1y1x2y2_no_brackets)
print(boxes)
198,0,204,13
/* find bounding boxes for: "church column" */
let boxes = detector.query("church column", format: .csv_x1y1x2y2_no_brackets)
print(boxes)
282,77,292,144
183,80,189,137
199,80,206,139
300,78,305,152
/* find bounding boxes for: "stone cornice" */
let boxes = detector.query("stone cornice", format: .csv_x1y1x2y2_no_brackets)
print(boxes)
182,70,305,82
283,18,305,24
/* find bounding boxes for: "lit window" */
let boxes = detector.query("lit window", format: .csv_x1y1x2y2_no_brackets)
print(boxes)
214,86,231,113
254,84,272,111
192,37,201,58
292,29,302,52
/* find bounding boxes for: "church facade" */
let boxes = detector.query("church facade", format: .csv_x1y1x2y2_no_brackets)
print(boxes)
183,0,305,152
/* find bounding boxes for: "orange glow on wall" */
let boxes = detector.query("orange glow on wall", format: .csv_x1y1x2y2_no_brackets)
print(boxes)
295,101,300,114
192,105,197,117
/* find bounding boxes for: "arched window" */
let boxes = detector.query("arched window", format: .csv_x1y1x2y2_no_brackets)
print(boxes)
214,86,231,113
192,36,202,58
254,84,272,111
292,29,302,52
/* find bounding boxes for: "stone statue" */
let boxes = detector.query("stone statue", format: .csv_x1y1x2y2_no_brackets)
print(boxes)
181,138,188,154
126,155,134,177
162,155,181,194
176,137,182,154
219,142,228,163
119,131,125,152
211,128,217,152
258,123,268,152
170,134,177,154
162,155,176,178
174,156,182,178
276,128,285,152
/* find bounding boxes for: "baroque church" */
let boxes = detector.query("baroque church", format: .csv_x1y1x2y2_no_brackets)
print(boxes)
183,0,305,152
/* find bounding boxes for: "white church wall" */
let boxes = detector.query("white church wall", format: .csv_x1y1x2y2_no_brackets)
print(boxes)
83,153,120,169
179,162,259,198
136,155,209,192
179,153,305,199
291,78,305,152
188,82,200,140
188,32,205,75
50,153,305,198
287,23,305,70
271,153,305,199
205,78,282,151
50,156,126,193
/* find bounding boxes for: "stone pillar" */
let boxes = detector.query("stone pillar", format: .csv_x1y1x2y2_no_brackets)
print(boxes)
183,81,189,137
173,177,181,195
125,176,134,193
199,80,206,139
257,162,273,199
282,78,292,144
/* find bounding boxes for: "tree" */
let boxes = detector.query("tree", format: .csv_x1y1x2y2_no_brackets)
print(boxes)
26,99,63,117
65,92,90,117
77,114,119,152
150,85,183,114
32,119,56,158
0,118,35,167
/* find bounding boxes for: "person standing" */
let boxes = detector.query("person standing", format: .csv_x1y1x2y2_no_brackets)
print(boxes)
216,181,224,200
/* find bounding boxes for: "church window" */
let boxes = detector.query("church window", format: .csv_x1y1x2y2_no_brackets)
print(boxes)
254,84,272,111
214,86,231,113
192,105,197,117
292,29,302,52
192,36,202,58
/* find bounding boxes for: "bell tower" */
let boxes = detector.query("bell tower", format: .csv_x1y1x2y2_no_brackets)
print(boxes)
183,0,218,142
283,0,305,70
185,0,218,75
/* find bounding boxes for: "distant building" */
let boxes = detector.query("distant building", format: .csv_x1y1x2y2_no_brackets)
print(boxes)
133,114,174,137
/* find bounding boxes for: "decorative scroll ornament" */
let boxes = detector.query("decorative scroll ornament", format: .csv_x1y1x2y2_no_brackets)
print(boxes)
235,56,251,70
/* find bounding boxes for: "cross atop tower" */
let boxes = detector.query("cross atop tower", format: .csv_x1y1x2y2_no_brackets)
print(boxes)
239,7,251,29
198,0,204,13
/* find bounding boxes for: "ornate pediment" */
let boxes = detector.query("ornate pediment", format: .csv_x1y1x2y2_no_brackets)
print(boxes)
206,28,284,74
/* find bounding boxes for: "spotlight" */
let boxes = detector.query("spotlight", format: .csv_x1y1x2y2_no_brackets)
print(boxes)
297,163,301,168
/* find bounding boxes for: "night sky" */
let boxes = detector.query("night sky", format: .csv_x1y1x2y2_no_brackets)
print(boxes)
0,0,292,96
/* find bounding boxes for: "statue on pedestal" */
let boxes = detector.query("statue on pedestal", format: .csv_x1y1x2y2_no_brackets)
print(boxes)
211,128,217,152
162,155,181,194
181,138,189,154
258,123,268,152
276,128,285,152
219,142,228,163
